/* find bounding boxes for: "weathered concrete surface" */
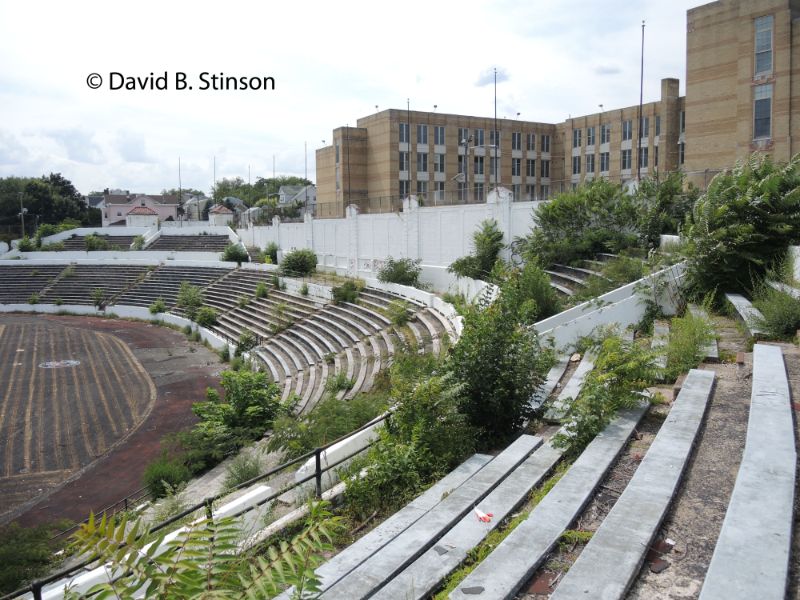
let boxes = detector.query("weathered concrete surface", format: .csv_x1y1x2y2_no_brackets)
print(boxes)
724,293,767,339
699,344,796,600
687,304,720,362
549,368,715,600
530,355,569,411
321,435,542,599
450,405,647,600
544,353,594,422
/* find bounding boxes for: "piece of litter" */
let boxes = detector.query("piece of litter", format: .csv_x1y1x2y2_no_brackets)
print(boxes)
473,507,493,523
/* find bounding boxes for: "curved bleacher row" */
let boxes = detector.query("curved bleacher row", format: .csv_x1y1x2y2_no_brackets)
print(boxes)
30,233,232,253
0,262,456,414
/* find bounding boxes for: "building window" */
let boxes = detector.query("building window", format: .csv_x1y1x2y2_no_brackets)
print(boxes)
526,158,536,177
621,149,632,170
434,125,445,145
335,144,340,163
526,133,536,151
586,126,595,146
474,183,484,202
417,152,428,172
458,127,470,144
572,129,582,148
512,184,521,200
490,129,500,147
640,116,649,138
417,124,428,144
474,128,485,146
474,155,484,175
600,152,610,172
489,156,499,177
399,151,408,172
601,123,611,144
525,184,535,200
434,153,445,173
541,159,550,178
639,147,649,168
755,15,774,76
654,145,659,167
622,120,632,141
458,154,465,174
512,131,522,150
679,142,685,165
680,111,686,133
586,154,595,174
512,158,521,177
458,182,467,201
572,155,581,175
655,115,661,136
399,180,410,197
540,184,550,200
416,181,427,195
754,83,772,138
434,181,445,201
541,135,550,153
400,123,409,143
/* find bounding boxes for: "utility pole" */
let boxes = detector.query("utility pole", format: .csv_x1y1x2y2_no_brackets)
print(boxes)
636,20,645,182
18,192,25,238
494,67,498,192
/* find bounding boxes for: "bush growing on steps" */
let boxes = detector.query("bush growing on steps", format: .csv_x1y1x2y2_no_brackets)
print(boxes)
752,283,800,339
143,452,192,498
221,243,249,264
496,258,562,323
377,257,423,287
177,281,204,320
195,306,218,328
332,280,361,304
448,219,504,281
683,153,800,304
235,331,257,356
281,248,317,275
149,297,167,314
265,241,279,264
663,311,715,381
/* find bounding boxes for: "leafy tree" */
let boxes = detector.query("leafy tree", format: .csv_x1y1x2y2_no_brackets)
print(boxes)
265,241,279,264
683,153,800,302
634,171,698,248
378,257,423,287
448,219,505,281
281,248,317,275
176,281,204,320
0,520,72,595
448,294,551,447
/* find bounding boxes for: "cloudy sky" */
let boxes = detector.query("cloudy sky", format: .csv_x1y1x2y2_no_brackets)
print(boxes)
0,0,702,196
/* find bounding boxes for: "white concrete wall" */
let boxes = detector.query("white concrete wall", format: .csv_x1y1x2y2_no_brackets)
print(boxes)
791,246,800,281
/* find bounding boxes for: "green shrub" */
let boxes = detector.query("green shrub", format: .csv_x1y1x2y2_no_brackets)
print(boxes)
387,299,410,326
448,220,504,281
236,331,257,356
195,306,218,328
17,236,35,252
663,311,715,381
272,274,281,289
218,345,231,362
752,284,800,339
182,324,193,335
223,453,263,490
132,235,145,250
332,280,361,304
54,297,63,306
177,281,204,320
683,154,800,303
222,243,249,264
39,242,65,251
325,371,355,394
143,454,192,499
237,295,250,308
91,287,106,309
0,520,72,595
265,241,279,264
149,297,167,314
378,257,423,287
281,248,317,275
63,265,75,277
28,292,39,304
300,282,309,296
500,259,562,323
84,233,111,251
255,281,269,299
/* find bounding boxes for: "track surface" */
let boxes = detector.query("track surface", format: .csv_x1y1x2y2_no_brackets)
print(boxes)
0,314,222,527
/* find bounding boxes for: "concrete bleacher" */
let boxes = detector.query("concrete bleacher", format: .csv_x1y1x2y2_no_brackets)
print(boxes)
450,404,648,599
61,234,136,250
651,320,669,371
0,264,66,303
725,293,768,339
548,368,715,600
115,265,231,308
767,279,800,300
40,264,150,305
544,351,595,422
529,354,569,412
320,435,542,599
147,234,231,252
687,304,720,362
699,344,795,600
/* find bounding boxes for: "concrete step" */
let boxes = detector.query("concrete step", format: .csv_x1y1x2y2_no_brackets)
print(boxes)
767,279,800,300
651,320,669,371
724,293,768,339
529,355,570,412
544,352,595,422
699,344,795,600
548,368,715,600
321,435,543,599
450,404,648,599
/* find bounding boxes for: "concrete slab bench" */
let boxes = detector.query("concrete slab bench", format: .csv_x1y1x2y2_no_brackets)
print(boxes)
450,404,648,599
548,368,715,600
767,279,800,300
544,352,595,422
699,344,795,600
549,281,575,297
551,263,606,279
687,304,720,362
321,435,543,599
545,269,587,287
275,454,493,600
651,320,669,370
724,293,768,339
377,444,564,599
529,355,570,412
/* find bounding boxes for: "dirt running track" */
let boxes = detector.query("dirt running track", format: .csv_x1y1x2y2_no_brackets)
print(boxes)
0,314,223,528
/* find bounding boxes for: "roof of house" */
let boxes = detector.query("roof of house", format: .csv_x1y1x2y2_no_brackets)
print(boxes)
127,206,159,215
278,185,304,198
209,204,233,214
288,184,317,204
105,193,180,206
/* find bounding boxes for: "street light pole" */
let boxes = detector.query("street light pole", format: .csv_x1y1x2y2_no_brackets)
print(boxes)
18,192,25,238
